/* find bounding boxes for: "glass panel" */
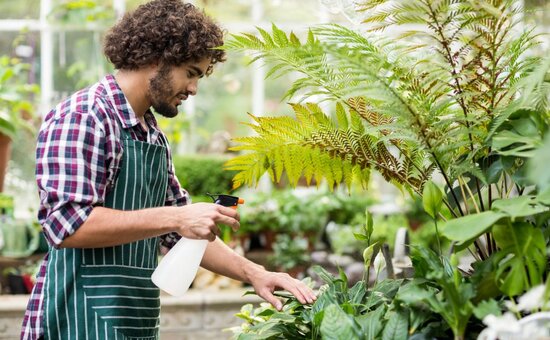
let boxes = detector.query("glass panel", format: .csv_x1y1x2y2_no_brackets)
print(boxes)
525,0,550,26
52,31,113,96
198,0,251,23
191,51,253,150
0,32,24,56
49,0,116,25
0,0,40,20
262,0,321,24
0,31,41,86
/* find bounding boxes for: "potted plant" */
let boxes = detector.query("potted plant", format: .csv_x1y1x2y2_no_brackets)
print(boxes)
224,0,550,338
268,233,311,277
0,55,38,192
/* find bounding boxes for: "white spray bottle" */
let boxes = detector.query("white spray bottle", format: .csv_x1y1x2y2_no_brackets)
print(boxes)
151,194,244,296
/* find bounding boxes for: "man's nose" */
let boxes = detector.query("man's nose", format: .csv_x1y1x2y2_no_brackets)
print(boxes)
187,80,198,96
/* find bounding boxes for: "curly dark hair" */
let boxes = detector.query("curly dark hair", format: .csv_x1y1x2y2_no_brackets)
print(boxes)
103,0,226,74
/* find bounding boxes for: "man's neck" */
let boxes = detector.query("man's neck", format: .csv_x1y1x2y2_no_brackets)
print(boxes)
114,66,156,120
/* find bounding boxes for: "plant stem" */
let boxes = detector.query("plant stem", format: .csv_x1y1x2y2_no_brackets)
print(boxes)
457,177,470,215
434,218,442,256
461,176,481,214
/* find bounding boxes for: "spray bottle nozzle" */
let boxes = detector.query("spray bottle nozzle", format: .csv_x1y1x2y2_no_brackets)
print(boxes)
206,193,244,209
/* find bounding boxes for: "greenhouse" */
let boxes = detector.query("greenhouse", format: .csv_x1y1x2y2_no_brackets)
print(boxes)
1,0,550,339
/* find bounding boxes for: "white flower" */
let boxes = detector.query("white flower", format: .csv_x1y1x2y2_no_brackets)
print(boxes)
482,312,521,334
516,285,547,312
373,252,386,275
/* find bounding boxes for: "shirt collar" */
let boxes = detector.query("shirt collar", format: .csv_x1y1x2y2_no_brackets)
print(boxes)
101,74,160,130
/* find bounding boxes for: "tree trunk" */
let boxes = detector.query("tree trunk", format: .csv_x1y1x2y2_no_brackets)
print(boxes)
0,133,12,192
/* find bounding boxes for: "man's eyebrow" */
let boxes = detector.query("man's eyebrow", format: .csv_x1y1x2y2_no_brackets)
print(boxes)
189,65,205,78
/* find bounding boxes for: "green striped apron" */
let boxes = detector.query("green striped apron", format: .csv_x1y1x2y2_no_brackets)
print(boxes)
44,124,168,339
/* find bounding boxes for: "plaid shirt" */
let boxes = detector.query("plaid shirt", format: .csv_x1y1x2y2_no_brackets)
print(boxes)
21,74,189,340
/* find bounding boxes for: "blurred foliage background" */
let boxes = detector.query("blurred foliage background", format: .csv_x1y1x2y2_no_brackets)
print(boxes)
1,0,550,228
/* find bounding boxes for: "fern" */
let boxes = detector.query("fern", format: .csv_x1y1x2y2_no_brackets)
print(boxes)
225,103,432,195
224,0,549,219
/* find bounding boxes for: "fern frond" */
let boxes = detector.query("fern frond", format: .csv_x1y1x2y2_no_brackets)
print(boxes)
226,103,430,193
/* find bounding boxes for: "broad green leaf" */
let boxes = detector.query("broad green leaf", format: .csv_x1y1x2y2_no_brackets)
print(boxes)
381,309,409,340
396,280,437,304
492,130,540,157
245,322,288,339
529,133,550,191
493,222,547,296
422,181,443,219
440,211,506,244
320,304,362,340
538,188,550,205
348,281,367,305
357,305,386,340
491,196,549,219
485,159,504,184
373,279,404,298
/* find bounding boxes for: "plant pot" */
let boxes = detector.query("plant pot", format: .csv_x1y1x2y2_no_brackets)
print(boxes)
7,273,30,294
0,133,11,193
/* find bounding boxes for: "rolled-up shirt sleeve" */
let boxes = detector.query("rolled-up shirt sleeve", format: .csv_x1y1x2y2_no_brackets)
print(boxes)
36,109,112,248
159,149,190,249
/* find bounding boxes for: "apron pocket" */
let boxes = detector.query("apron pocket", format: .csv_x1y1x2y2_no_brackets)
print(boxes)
79,264,160,339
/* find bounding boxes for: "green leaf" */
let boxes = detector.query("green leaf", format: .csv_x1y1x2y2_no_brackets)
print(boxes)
0,112,16,139
396,280,436,304
491,196,549,219
422,181,443,219
336,102,348,129
320,304,362,340
493,222,547,296
381,309,409,340
492,130,540,157
473,299,501,320
529,133,550,191
440,211,506,245
364,208,374,239
538,188,550,205
312,265,338,285
363,243,377,268
486,159,504,184
354,232,369,241
348,280,367,305
357,305,386,340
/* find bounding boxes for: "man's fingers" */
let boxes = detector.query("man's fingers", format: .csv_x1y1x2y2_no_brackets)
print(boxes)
259,289,283,311
219,217,239,231
217,205,240,220
279,275,317,304
286,283,310,305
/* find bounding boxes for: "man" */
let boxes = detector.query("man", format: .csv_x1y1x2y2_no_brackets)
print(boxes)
21,1,316,339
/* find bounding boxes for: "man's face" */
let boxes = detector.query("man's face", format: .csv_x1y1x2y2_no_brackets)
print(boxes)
148,58,210,118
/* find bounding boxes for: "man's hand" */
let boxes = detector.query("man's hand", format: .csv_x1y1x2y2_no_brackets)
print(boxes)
200,238,317,311
175,203,240,241
249,270,317,311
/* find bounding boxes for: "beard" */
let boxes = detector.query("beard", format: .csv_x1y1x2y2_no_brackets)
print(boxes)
148,65,179,118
